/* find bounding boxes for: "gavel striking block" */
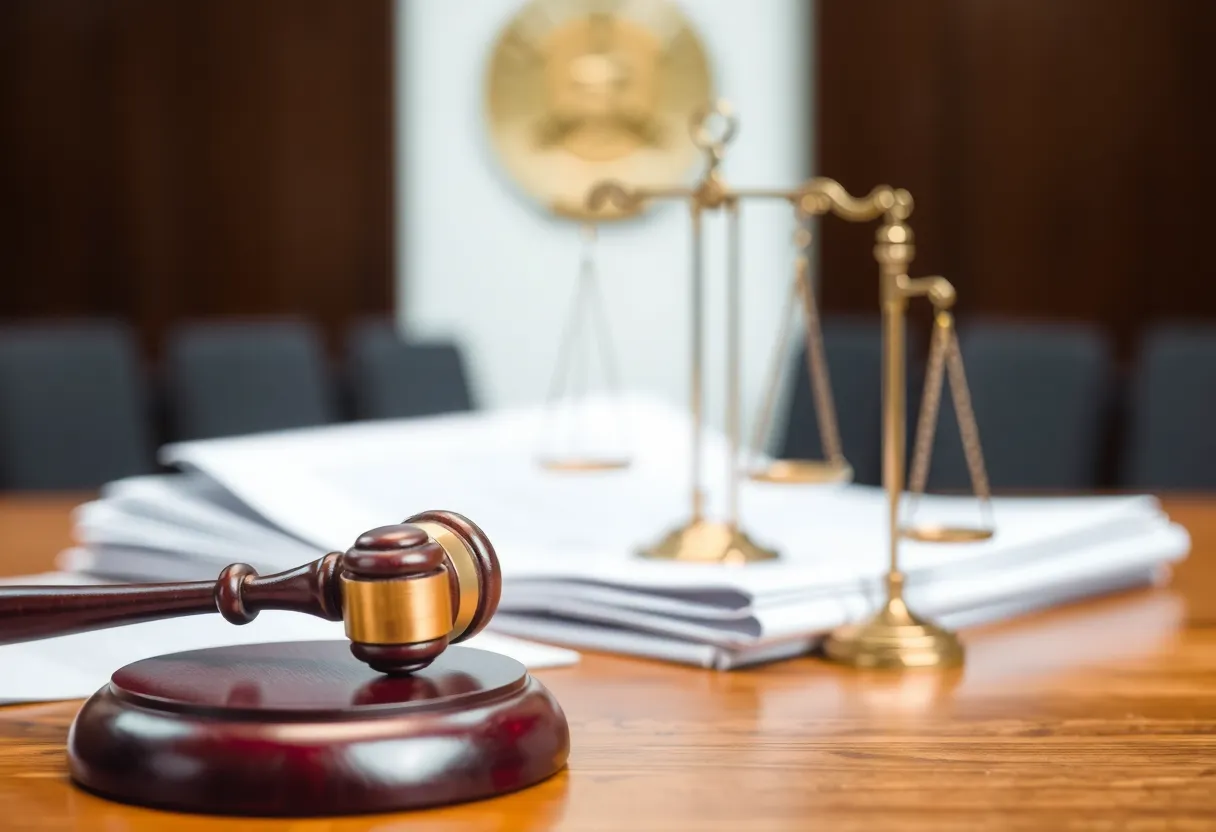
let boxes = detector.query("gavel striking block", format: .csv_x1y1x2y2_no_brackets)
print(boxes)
0,510,570,817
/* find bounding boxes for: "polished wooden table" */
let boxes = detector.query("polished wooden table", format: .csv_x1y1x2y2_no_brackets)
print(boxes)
1,496,1215,831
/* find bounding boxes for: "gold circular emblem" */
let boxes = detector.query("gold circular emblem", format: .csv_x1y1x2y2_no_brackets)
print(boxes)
484,0,714,220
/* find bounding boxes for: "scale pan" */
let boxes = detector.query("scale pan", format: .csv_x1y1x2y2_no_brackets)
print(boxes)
747,460,853,485
899,525,994,543
537,457,632,473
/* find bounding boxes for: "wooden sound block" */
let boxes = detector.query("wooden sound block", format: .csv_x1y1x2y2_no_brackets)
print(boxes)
66,641,570,817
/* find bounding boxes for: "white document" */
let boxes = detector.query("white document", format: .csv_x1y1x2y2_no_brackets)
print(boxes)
47,394,1192,671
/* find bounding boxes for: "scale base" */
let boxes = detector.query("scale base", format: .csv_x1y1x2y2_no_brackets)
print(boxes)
823,597,963,669
67,641,569,817
638,519,779,564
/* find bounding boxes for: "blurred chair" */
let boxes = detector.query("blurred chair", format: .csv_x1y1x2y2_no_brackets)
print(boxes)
1122,325,1216,490
165,320,335,440
776,317,885,486
0,321,154,489
346,320,474,420
926,321,1113,491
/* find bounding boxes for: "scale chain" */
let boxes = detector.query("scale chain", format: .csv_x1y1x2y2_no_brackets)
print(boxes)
587,254,623,397
907,312,950,497
748,266,800,460
542,225,604,459
796,254,846,467
944,325,993,506
906,310,994,531
544,230,595,407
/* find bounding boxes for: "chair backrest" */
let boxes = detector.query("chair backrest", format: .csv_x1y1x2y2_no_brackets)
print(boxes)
1122,324,1216,490
926,321,1113,491
165,320,335,440
346,321,474,420
777,317,886,486
0,321,154,490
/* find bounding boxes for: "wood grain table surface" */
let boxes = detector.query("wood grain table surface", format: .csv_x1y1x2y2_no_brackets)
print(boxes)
1,495,1214,831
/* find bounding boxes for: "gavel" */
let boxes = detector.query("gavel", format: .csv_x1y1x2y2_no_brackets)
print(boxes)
0,510,500,675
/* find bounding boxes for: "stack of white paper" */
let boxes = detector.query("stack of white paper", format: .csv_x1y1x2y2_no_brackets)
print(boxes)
57,395,1190,670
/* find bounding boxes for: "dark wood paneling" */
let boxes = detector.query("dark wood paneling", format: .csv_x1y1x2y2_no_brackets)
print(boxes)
816,0,1216,360
0,0,393,355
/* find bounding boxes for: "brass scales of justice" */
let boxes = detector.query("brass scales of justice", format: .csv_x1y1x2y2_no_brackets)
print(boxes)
539,100,997,669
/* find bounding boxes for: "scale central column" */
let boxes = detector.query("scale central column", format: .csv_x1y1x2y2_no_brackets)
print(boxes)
689,202,705,524
881,265,906,595
637,166,777,564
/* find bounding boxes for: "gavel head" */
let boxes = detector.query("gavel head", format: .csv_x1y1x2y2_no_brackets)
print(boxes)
338,510,501,675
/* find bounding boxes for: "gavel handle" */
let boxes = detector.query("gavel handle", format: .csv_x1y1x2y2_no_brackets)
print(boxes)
0,553,344,646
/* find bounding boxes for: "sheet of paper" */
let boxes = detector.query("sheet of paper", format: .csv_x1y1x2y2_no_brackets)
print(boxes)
160,395,697,550
493,523,1185,647
51,394,1190,672
158,399,1185,598
0,573,579,705
491,562,1168,671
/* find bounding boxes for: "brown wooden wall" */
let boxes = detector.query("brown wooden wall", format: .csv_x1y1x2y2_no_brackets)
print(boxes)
0,0,393,356
815,0,1216,360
